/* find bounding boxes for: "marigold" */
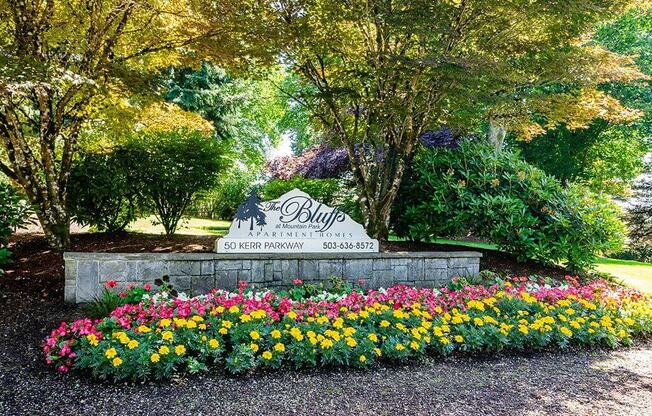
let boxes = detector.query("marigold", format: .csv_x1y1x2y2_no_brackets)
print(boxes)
271,329,282,339
175,345,186,355
249,330,261,340
262,351,273,360
158,345,170,355
208,339,219,349
127,340,139,350
112,357,122,367
150,353,160,363
274,343,286,353
359,355,366,363
105,348,117,359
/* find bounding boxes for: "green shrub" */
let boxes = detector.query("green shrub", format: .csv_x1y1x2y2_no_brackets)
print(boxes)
0,183,33,273
260,177,342,206
393,140,625,271
611,243,652,264
125,130,227,235
188,170,255,220
68,149,142,233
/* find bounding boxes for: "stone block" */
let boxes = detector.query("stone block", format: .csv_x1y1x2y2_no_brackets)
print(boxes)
215,260,242,271
344,259,373,281
390,264,408,281
372,259,391,271
424,258,448,270
200,261,215,275
169,261,201,276
423,268,447,283
215,270,238,291
298,260,319,279
137,261,170,282
169,275,191,292
64,284,76,304
99,261,138,282
318,260,343,279
192,275,216,296
76,260,99,303
448,257,473,268
407,258,425,280
65,260,77,285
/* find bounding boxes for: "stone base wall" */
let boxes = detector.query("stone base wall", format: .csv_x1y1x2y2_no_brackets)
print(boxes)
64,251,482,303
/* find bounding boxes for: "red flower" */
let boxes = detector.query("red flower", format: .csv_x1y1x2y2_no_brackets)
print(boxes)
143,283,151,291
105,280,117,289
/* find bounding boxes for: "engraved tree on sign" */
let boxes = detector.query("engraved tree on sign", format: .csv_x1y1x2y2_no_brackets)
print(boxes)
235,190,267,231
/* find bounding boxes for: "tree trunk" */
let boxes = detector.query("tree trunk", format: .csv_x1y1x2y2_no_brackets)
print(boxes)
36,209,71,249
487,119,507,151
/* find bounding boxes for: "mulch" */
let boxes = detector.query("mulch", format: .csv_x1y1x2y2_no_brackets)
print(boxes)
2,232,649,415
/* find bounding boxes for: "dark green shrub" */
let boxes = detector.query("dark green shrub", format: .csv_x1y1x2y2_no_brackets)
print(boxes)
125,130,227,235
68,149,142,233
394,140,625,271
189,170,255,219
611,243,652,263
260,177,342,206
0,183,33,273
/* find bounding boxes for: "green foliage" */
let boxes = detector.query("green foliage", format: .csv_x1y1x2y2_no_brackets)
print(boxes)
611,243,652,264
260,177,342,207
188,170,256,220
164,63,299,168
517,122,648,196
125,130,227,235
394,140,626,271
68,150,143,233
0,183,33,273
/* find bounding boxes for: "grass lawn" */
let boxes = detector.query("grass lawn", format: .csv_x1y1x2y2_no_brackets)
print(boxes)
128,216,231,236
595,257,652,295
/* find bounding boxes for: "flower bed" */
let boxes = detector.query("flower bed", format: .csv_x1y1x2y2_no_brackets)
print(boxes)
44,278,652,380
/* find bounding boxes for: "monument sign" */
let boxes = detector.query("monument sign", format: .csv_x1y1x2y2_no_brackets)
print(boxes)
217,188,379,253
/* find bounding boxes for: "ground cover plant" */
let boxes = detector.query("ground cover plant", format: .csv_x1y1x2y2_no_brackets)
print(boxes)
44,277,652,381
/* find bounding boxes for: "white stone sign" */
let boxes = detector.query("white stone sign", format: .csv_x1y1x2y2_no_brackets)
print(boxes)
217,188,379,253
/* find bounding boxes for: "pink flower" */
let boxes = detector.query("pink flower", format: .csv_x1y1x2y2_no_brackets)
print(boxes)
143,283,151,291
293,279,303,286
105,280,117,289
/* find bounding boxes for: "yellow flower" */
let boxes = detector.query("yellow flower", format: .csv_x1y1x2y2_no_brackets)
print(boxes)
162,331,174,342
159,319,172,328
192,315,203,322
333,318,344,329
186,320,197,329
249,330,261,340
86,334,99,346
518,325,529,335
127,340,139,350
271,329,282,339
222,320,233,329
287,311,298,320
274,343,286,353
380,320,390,328
112,357,123,367
439,337,450,345
410,341,419,350
240,314,252,323
174,345,186,355
374,347,382,356
118,334,130,345
320,338,334,349
229,305,240,313
473,317,484,326
395,343,405,351
105,348,117,359
359,355,366,363
150,353,160,363
218,327,228,335
208,339,220,349
138,325,151,333
250,343,260,353
158,345,170,355
368,333,378,343
198,324,207,330
343,327,356,337
262,351,273,360
560,327,573,337
454,335,464,343
346,337,357,348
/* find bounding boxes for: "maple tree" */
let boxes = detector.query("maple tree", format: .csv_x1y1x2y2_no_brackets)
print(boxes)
202,0,646,239
0,0,234,248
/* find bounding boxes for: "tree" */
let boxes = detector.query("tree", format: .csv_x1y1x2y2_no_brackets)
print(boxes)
517,7,652,196
203,0,645,239
0,0,229,248
126,130,227,236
